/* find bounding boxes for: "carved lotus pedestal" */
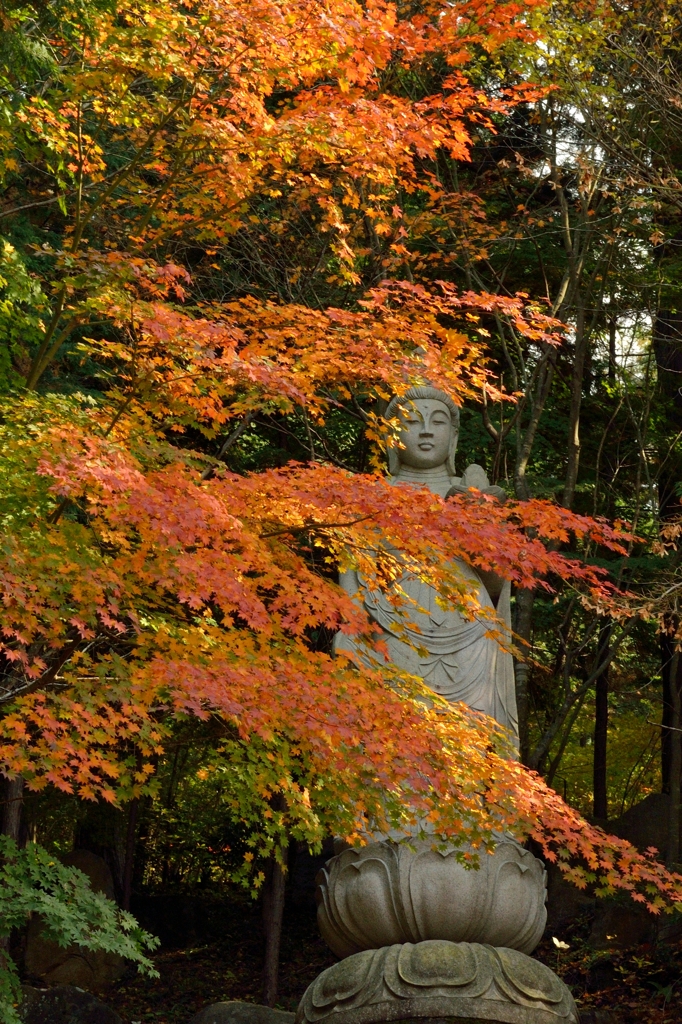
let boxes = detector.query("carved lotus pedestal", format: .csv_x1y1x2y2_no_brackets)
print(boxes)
296,939,579,1024
315,838,547,958
296,840,574,1024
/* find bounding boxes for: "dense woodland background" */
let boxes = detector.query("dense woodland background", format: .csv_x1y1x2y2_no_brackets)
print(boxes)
2,0,682,1020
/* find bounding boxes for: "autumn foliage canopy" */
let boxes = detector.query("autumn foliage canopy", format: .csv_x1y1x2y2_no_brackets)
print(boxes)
1,0,681,914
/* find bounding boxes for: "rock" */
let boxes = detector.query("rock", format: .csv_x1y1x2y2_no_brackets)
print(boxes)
189,1001,295,1024
545,794,682,945
24,851,125,991
296,940,579,1024
582,794,682,947
544,861,595,937
24,929,125,992
19,984,123,1024
607,793,670,860
62,851,116,901
588,897,682,949
589,902,657,950
317,838,547,958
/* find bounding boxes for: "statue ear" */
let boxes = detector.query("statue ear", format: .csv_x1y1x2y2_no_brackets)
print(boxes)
387,445,400,476
445,423,459,477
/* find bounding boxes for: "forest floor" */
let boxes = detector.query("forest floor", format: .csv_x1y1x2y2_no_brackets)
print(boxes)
111,885,682,1024
113,887,336,1023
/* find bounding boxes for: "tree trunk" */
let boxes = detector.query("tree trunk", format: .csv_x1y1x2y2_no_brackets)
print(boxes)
1,776,24,843
592,625,610,821
662,631,680,794
654,304,682,793
510,345,558,764
562,302,588,511
75,800,127,902
667,652,681,866
122,798,139,912
0,776,25,959
513,588,535,763
262,851,286,1007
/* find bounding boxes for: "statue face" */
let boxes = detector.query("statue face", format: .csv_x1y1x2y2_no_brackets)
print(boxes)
396,398,453,470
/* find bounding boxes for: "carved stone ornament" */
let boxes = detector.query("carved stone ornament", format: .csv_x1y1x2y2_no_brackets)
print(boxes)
316,839,547,959
295,940,578,1024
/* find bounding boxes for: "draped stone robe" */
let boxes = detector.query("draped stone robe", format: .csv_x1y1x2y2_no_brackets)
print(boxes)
334,478,519,743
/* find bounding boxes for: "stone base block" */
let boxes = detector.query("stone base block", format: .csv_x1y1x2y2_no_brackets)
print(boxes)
295,941,578,1024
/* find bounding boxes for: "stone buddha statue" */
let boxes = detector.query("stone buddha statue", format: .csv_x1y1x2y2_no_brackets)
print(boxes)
335,385,518,742
312,392,556,995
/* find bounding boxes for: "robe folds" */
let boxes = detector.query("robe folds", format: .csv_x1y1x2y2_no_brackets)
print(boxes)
335,555,519,744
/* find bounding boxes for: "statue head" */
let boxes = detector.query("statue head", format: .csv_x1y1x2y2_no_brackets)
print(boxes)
385,385,460,477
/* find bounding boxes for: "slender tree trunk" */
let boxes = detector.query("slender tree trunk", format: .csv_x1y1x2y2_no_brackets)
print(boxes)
562,304,588,510
667,652,681,866
546,691,588,788
1,776,24,843
654,304,682,792
608,314,617,384
122,798,139,911
0,776,25,959
511,345,558,763
662,632,678,793
262,850,286,1007
513,588,535,763
593,624,611,821
527,618,636,772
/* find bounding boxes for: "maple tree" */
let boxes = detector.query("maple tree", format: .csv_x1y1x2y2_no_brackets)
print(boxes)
3,276,680,910
1,3,682,998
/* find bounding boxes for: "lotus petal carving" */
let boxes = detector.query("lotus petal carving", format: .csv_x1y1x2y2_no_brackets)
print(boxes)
316,838,546,958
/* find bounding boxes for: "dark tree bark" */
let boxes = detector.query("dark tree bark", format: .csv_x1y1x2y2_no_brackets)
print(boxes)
262,850,287,1007
593,624,611,821
562,303,589,511
654,304,682,796
513,588,535,763
75,800,127,902
1,776,24,843
122,798,139,912
667,651,682,866
661,632,680,795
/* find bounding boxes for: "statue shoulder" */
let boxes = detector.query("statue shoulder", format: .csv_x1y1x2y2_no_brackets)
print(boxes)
338,568,359,595
462,464,491,489
446,464,507,502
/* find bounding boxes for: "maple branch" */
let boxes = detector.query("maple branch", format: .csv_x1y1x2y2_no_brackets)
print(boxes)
26,315,85,391
201,412,256,481
25,288,68,390
0,639,81,706
260,515,375,539
75,92,193,247
302,408,316,461
46,497,70,526
0,192,77,220
350,392,370,423
481,388,499,441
